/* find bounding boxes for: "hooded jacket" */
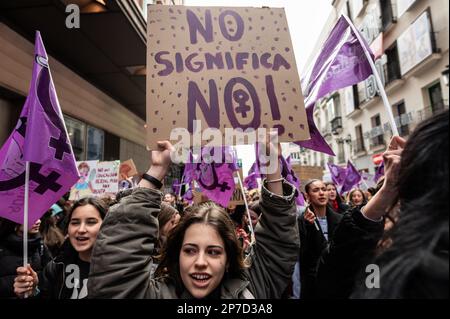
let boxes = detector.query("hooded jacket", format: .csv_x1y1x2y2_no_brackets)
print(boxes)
88,180,299,299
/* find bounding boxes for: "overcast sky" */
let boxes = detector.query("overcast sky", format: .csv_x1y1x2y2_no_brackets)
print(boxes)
184,0,333,175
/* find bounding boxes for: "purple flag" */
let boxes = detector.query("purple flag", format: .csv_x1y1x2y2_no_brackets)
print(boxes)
297,15,374,154
281,156,305,206
374,161,385,183
182,183,194,204
340,161,362,195
243,162,260,190
327,163,347,186
244,173,259,190
0,32,79,226
184,147,236,208
172,178,181,195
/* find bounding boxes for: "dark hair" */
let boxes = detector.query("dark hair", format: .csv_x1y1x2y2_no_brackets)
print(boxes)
347,188,367,207
158,203,179,230
249,201,262,217
304,179,323,194
325,182,344,205
355,110,449,298
64,197,107,234
0,218,18,241
155,202,247,295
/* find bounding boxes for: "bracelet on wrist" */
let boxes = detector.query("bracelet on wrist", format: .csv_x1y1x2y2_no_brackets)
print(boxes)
142,173,163,189
266,178,284,184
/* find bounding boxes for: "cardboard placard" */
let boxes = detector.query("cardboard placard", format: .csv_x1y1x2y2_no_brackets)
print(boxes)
119,159,138,181
69,161,120,200
146,5,309,148
227,185,245,209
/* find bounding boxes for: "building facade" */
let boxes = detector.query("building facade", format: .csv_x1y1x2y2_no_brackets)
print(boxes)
1,0,183,178
298,0,449,175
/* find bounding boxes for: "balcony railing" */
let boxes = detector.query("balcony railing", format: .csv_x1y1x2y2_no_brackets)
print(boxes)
353,140,366,154
417,101,449,122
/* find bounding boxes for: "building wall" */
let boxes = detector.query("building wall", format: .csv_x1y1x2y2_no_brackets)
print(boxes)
0,23,147,158
300,0,449,175
0,23,146,146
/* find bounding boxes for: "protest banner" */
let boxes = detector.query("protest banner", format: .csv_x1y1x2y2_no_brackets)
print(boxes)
70,160,120,199
146,5,309,148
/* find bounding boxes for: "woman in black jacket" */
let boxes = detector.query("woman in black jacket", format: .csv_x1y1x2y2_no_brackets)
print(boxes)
13,197,107,299
317,110,449,299
0,218,50,298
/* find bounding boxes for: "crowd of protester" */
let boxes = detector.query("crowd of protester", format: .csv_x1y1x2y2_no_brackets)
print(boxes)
0,110,448,299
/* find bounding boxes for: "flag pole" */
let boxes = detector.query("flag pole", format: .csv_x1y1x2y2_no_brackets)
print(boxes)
23,161,30,269
344,15,400,137
23,161,30,299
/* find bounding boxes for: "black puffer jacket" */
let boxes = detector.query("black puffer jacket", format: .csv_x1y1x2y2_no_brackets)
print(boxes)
0,234,50,298
37,239,82,299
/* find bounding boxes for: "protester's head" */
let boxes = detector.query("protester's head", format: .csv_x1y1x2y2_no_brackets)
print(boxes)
347,188,367,207
163,192,176,206
357,110,449,298
325,182,338,202
66,197,107,261
155,201,246,298
248,202,262,229
158,203,180,242
304,179,328,208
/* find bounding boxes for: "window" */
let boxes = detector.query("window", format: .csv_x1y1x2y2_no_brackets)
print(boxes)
385,43,401,84
428,83,445,114
370,114,385,147
393,101,410,136
338,141,345,164
64,115,108,161
355,125,365,153
65,116,86,161
380,0,395,31
104,131,120,162
87,126,104,160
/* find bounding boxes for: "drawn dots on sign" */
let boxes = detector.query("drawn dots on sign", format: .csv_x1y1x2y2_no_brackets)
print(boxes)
177,111,181,115
155,111,159,115
288,133,294,139
273,124,285,136
153,128,157,133
177,93,182,98
173,121,176,125
294,105,299,110
249,26,253,31
292,88,297,93
260,16,264,20
282,97,287,102
289,116,294,122
177,9,182,15
274,37,279,42
285,80,290,84
248,17,252,22
300,124,305,130
285,47,290,52
261,27,265,31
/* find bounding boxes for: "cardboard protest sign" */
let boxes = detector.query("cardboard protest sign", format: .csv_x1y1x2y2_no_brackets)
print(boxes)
146,5,309,148
119,159,138,181
70,161,120,200
227,185,245,209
